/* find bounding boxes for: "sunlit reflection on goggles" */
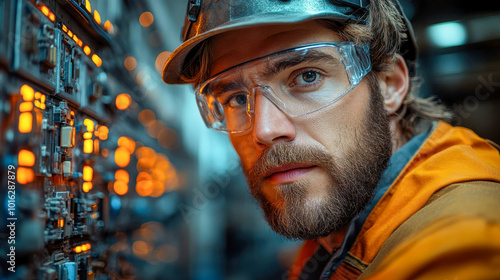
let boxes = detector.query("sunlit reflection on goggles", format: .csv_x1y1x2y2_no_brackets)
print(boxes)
195,42,371,133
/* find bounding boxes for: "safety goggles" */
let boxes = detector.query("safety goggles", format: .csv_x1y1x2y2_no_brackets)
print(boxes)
195,41,371,133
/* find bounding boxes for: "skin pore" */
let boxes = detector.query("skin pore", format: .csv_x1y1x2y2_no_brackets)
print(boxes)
208,21,410,240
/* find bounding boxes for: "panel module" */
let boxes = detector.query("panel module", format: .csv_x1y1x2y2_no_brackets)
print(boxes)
0,0,183,279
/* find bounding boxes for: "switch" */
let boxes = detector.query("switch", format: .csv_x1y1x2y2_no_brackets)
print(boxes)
60,126,75,147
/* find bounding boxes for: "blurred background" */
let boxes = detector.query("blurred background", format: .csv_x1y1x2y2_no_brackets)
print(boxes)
0,0,498,280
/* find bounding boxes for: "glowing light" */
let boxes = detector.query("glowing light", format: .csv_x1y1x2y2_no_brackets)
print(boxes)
150,181,165,197
19,102,33,112
17,167,34,184
67,30,73,38
115,93,132,110
18,149,35,167
136,179,153,197
98,126,109,140
83,182,92,192
84,119,95,132
427,21,467,48
104,20,114,34
83,45,91,56
147,120,164,138
151,168,166,183
101,148,109,157
21,85,34,101
41,5,49,16
58,219,64,228
92,54,102,67
62,25,68,32
84,139,93,153
74,246,82,253
133,240,150,256
118,136,135,153
35,96,45,109
94,139,99,153
114,147,131,167
124,56,137,71
115,169,129,183
85,0,91,12
83,166,93,181
136,172,152,182
136,147,155,160
139,12,154,28
49,12,55,22
83,132,93,139
94,10,101,25
155,51,171,73
113,181,128,195
138,109,156,126
19,112,33,133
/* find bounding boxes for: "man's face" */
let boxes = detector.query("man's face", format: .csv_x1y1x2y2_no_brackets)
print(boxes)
209,21,392,240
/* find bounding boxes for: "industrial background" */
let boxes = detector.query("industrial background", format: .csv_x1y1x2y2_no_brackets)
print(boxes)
0,0,498,279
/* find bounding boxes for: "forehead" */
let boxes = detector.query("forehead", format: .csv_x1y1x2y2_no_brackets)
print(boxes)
208,20,343,77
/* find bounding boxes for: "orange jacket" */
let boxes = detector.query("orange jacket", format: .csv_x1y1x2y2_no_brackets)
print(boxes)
289,122,500,280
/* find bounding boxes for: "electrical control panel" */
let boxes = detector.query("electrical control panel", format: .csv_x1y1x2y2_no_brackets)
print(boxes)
1,1,187,279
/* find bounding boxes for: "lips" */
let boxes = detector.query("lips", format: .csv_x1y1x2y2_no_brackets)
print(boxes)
264,163,316,184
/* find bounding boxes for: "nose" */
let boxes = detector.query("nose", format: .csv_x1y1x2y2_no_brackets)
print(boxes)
252,89,296,146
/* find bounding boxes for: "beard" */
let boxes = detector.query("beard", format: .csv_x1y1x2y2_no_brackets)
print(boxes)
244,79,392,240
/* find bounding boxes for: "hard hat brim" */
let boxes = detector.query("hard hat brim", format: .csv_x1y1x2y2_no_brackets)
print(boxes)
161,12,355,85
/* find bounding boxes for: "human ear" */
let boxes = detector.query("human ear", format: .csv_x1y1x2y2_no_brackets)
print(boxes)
379,54,410,115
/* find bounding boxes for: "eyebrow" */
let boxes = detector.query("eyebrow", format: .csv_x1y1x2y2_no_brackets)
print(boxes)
260,50,340,78
210,75,247,96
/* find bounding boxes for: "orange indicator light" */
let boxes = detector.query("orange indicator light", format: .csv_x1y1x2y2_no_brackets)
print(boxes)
85,0,91,12
18,149,35,167
20,85,34,101
113,181,128,195
84,139,93,153
83,166,93,181
19,102,33,112
17,167,34,184
114,147,130,167
84,119,95,132
92,54,102,67
82,182,92,192
41,6,49,16
116,93,131,110
19,112,33,133
94,10,101,25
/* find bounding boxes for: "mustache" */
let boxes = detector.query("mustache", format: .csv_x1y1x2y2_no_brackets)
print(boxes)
247,143,335,181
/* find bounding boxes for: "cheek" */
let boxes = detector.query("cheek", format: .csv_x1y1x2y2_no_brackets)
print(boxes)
297,82,372,151
229,134,257,170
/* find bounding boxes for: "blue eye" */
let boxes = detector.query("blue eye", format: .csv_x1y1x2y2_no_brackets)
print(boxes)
292,70,321,86
228,94,247,108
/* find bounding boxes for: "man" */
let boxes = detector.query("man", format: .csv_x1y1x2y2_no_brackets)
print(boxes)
162,0,500,279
